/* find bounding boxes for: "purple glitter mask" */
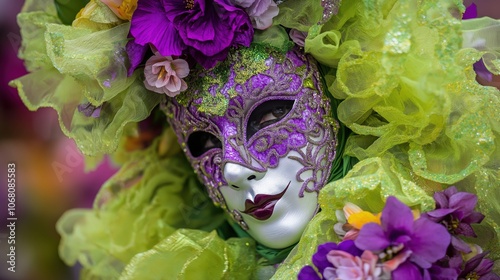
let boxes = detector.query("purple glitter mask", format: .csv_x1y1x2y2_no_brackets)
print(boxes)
164,46,338,248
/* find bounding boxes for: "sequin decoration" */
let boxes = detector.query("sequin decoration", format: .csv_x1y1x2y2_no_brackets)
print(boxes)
320,0,341,24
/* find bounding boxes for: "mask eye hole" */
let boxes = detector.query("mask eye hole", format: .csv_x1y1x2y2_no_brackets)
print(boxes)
247,99,294,140
187,131,222,157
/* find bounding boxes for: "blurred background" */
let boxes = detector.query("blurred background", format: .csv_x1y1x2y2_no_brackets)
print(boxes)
0,1,118,279
0,0,498,279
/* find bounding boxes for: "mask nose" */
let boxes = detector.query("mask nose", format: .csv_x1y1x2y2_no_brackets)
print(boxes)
223,162,265,190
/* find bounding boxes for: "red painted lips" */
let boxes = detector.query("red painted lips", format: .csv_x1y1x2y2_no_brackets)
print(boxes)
242,182,290,221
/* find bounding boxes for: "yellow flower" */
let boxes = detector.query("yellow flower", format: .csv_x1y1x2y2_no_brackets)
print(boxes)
347,211,381,230
101,0,138,20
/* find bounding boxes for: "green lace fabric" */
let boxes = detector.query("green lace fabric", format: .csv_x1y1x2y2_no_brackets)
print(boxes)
57,130,260,279
9,0,161,157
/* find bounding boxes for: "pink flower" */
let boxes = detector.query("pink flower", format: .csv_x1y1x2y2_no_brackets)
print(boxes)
143,54,189,97
230,0,279,30
323,250,383,280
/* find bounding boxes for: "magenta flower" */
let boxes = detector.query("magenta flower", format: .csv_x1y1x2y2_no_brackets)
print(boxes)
229,0,279,30
355,196,451,278
129,0,253,69
463,3,477,20
143,53,189,97
423,186,485,253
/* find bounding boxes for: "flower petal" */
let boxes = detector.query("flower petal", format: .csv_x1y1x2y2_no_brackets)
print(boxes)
337,240,363,257
298,265,321,280
130,0,185,56
392,261,424,280
126,39,149,76
171,59,190,78
383,250,412,272
355,223,389,252
443,186,458,198
451,236,472,253
381,196,414,235
408,218,450,268
312,242,339,274
455,222,477,237
449,192,477,217
462,211,485,224
425,208,456,221
433,192,449,209
326,250,356,268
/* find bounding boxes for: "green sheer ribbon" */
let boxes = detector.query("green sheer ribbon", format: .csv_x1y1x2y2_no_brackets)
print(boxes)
10,0,161,157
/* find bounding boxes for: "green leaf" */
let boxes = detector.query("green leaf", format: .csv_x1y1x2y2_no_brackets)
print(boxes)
54,0,90,25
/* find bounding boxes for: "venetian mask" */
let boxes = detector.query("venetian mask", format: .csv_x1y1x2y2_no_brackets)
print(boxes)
164,46,337,249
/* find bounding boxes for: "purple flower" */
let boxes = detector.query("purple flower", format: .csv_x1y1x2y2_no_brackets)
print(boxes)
129,0,253,70
355,196,451,278
423,186,485,253
459,251,500,280
298,240,363,280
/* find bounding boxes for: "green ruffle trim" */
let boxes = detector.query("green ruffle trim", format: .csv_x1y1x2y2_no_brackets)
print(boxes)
273,0,500,277
10,0,161,157
121,230,256,280
56,136,242,279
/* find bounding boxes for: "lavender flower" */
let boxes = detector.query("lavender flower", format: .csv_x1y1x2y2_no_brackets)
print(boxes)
423,186,485,253
128,0,253,70
229,0,279,30
143,53,189,97
355,196,451,278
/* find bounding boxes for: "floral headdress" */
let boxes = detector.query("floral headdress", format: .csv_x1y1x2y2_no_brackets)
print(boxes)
10,0,500,279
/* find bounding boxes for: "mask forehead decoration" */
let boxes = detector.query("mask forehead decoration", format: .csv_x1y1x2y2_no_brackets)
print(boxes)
164,46,338,247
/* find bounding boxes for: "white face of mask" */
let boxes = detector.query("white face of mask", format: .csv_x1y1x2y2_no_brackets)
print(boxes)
166,48,337,249
220,150,320,248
